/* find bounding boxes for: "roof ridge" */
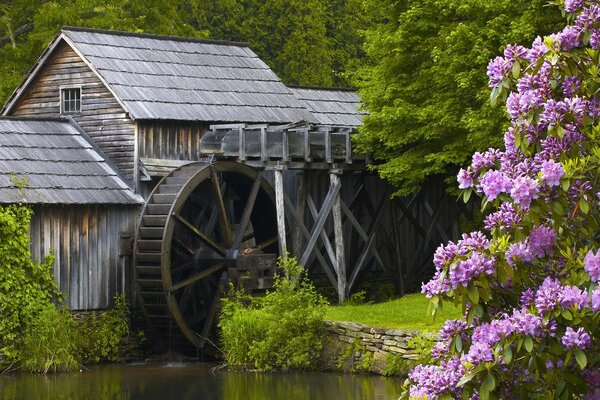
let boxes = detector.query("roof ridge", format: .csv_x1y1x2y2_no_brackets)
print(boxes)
61,26,250,48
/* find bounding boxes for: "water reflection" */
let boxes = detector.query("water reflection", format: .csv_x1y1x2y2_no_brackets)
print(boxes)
0,363,403,400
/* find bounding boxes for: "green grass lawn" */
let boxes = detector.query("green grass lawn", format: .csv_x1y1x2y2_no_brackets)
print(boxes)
324,293,462,331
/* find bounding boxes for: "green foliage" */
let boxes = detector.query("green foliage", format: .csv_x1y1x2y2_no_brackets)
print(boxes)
384,353,413,377
353,0,564,196
75,294,130,364
407,332,436,365
346,290,368,305
0,0,372,105
336,338,374,373
0,204,59,363
0,203,130,372
20,305,78,373
219,257,328,371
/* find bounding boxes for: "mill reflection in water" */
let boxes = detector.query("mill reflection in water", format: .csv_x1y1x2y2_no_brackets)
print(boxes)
0,363,403,400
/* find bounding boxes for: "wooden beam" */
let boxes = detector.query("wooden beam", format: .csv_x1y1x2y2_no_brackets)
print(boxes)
347,194,387,294
274,167,287,257
325,128,332,163
391,205,405,295
300,178,341,268
303,128,311,162
423,196,451,243
331,172,346,302
260,127,267,161
408,194,446,273
292,172,308,259
283,191,338,288
210,167,233,248
340,200,387,273
282,129,289,162
169,262,226,292
232,173,262,249
172,213,226,257
345,131,352,164
238,126,246,161
306,195,337,270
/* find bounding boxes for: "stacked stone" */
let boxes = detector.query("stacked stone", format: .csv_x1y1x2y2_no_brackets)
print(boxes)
324,321,437,363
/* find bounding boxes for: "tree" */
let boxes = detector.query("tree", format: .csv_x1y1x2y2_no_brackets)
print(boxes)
354,0,564,196
403,1,600,398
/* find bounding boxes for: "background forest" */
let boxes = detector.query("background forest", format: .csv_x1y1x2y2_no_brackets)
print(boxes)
0,0,564,195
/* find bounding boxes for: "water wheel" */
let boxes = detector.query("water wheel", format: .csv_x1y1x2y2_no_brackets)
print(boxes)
134,161,279,354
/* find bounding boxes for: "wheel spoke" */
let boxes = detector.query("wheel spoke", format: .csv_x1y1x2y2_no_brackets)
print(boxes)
172,237,195,257
179,284,194,315
199,274,225,348
232,173,262,249
173,212,226,257
172,260,196,276
169,262,226,292
210,167,233,248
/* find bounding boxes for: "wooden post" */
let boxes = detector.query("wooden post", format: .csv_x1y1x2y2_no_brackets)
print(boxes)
260,127,267,161
238,125,246,161
293,172,308,259
331,170,346,303
274,166,287,258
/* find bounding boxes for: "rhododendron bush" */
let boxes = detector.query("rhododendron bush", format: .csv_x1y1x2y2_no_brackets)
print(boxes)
401,1,600,399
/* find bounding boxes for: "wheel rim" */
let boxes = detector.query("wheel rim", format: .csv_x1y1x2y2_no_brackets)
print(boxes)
135,161,279,351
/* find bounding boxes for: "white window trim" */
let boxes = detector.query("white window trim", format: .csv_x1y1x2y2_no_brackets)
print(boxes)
59,86,82,114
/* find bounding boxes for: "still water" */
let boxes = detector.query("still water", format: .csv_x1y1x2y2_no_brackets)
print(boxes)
0,363,404,400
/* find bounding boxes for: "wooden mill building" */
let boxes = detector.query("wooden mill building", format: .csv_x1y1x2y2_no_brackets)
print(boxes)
0,27,457,352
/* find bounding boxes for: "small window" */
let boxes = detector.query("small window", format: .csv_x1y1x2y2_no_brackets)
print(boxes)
61,88,81,113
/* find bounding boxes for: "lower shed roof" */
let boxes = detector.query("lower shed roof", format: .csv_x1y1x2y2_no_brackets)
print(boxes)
0,117,142,204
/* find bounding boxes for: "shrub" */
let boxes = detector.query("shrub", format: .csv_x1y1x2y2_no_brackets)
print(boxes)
219,256,328,370
74,294,130,364
20,305,78,373
0,204,59,364
402,1,600,398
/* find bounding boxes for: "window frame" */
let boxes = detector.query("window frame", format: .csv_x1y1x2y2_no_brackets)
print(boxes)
59,86,82,114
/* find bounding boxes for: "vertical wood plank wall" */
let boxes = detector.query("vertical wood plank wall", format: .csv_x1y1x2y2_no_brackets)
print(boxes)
138,121,208,161
9,40,136,184
29,205,140,310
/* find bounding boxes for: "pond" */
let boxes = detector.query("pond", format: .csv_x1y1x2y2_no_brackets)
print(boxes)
0,363,404,400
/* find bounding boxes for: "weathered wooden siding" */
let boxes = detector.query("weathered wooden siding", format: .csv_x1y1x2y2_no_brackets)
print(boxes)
29,205,140,310
9,41,136,184
138,120,209,161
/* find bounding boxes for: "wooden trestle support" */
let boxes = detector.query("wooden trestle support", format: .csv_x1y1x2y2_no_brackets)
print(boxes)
134,123,461,353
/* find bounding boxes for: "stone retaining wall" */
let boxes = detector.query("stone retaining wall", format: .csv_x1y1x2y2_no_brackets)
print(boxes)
322,321,438,375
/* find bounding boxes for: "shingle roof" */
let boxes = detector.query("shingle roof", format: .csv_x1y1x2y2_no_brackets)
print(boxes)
61,27,317,124
0,117,143,204
289,87,363,127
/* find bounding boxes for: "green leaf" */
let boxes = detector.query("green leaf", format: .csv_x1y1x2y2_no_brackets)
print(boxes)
463,189,472,203
480,384,490,400
579,199,590,214
524,336,533,353
485,373,496,392
456,373,473,387
512,60,521,79
467,285,479,304
574,349,587,369
503,346,513,365
454,335,463,352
